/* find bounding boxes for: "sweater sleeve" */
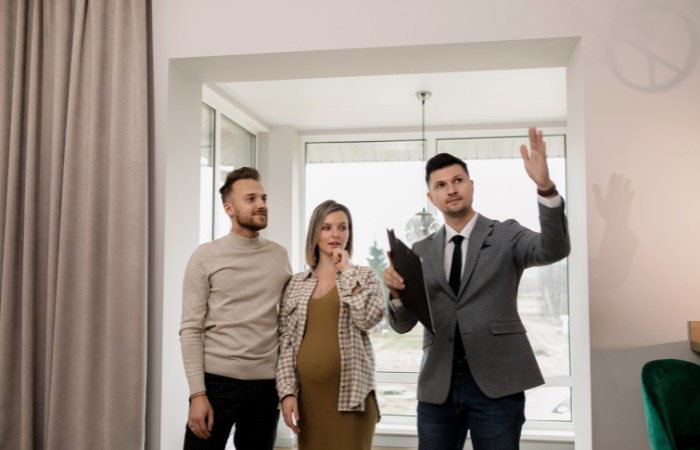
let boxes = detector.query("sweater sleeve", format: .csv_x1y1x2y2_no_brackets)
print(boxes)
179,249,209,395
337,266,385,332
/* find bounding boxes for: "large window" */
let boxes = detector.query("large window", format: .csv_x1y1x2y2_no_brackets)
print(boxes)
304,131,571,427
199,102,256,243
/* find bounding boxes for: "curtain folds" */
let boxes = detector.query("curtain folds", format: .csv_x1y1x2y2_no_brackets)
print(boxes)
0,1,149,449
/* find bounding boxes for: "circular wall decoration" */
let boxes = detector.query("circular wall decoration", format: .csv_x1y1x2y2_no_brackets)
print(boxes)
608,5,697,92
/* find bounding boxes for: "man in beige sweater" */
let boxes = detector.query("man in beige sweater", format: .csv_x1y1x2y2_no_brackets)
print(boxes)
180,167,292,450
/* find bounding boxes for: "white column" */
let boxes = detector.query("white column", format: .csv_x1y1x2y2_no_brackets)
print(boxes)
258,126,303,272
258,126,301,447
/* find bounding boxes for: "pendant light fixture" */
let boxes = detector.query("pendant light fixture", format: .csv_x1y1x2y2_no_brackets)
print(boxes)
405,91,440,244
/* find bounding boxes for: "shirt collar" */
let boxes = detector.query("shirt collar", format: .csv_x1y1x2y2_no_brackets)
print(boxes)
444,213,479,244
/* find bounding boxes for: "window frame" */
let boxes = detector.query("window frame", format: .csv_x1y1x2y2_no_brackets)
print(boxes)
200,86,264,242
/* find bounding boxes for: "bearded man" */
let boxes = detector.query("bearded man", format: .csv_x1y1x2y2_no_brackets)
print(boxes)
180,167,292,450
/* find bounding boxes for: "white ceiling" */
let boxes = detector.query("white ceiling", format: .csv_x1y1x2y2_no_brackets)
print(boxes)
216,67,567,132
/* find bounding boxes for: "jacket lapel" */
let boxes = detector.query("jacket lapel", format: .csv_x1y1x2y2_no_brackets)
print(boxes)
458,215,494,297
425,227,454,298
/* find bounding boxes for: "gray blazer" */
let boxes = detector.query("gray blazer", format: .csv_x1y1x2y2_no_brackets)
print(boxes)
388,201,571,403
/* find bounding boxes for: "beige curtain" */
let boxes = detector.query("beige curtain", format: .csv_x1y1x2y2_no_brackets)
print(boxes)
0,1,149,449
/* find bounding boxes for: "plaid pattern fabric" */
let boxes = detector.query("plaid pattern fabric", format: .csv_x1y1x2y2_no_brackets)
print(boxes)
276,265,385,411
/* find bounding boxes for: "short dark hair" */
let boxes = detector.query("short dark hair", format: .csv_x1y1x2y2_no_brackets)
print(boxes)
305,200,353,268
219,167,261,202
425,153,469,186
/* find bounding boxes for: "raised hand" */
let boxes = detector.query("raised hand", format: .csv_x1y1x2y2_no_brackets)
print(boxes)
520,127,554,191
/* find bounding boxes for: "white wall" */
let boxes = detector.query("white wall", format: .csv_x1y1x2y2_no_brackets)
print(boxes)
150,2,700,449
153,64,203,449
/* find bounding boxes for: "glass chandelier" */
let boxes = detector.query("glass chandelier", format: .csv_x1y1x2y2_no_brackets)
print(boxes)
405,91,440,244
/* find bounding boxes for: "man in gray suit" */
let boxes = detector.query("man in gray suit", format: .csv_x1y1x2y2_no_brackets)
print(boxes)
384,127,570,450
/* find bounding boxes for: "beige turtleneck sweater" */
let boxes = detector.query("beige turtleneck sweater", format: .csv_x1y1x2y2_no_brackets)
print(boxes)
179,231,292,395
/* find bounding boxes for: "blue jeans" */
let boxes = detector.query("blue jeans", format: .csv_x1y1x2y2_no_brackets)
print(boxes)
417,361,526,450
183,373,280,450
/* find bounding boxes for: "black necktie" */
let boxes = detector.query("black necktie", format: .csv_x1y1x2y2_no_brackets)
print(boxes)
449,235,464,295
449,235,466,362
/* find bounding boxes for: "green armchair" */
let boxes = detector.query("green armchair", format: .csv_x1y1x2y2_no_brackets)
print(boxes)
641,359,700,450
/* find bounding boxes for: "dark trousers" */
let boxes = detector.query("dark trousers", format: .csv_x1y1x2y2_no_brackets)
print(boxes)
417,360,526,450
183,372,280,450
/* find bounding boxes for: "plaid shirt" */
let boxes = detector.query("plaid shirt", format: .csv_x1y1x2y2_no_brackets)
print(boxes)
276,265,385,411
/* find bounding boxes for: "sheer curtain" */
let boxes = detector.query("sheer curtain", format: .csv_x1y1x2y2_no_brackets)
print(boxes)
0,1,149,448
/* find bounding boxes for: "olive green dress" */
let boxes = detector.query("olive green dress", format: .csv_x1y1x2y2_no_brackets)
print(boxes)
296,286,379,450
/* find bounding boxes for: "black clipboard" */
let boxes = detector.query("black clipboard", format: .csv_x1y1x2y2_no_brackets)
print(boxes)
387,229,435,334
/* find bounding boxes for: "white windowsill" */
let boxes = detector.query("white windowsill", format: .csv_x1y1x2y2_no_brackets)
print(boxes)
375,423,575,443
